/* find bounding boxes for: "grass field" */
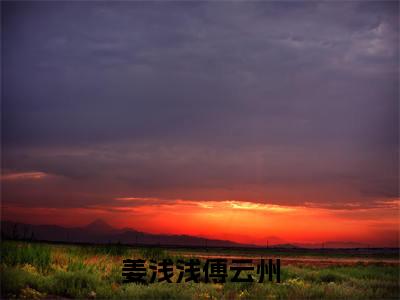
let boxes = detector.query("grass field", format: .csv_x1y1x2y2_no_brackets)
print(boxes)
1,240,399,299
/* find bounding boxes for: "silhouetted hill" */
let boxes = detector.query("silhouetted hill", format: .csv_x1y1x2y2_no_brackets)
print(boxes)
0,220,248,247
271,243,299,249
1,220,385,250
293,241,369,249
83,219,116,234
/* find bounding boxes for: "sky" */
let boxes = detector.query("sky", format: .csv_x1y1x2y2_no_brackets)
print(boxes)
1,1,399,246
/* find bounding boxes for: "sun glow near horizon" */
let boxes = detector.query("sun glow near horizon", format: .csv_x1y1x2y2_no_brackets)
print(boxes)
3,196,399,247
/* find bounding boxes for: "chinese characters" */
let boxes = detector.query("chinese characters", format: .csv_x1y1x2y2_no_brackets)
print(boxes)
122,258,280,284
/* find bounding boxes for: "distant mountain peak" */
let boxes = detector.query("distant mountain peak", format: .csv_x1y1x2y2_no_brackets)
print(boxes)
84,219,115,233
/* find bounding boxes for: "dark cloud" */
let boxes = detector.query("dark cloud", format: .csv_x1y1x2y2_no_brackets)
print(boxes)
2,1,398,209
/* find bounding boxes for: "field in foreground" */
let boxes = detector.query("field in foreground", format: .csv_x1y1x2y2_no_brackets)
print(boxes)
1,241,399,299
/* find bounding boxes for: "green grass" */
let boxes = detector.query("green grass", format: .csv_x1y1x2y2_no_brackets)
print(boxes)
1,241,51,272
1,240,399,299
139,247,168,260
65,243,132,257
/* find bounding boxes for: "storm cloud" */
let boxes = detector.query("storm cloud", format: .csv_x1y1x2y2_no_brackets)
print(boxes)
2,1,398,210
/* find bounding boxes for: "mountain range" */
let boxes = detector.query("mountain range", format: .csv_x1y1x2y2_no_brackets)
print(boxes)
1,219,249,247
1,219,372,249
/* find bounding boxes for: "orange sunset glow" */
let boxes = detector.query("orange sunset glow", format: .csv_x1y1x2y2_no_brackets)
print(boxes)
3,191,399,247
